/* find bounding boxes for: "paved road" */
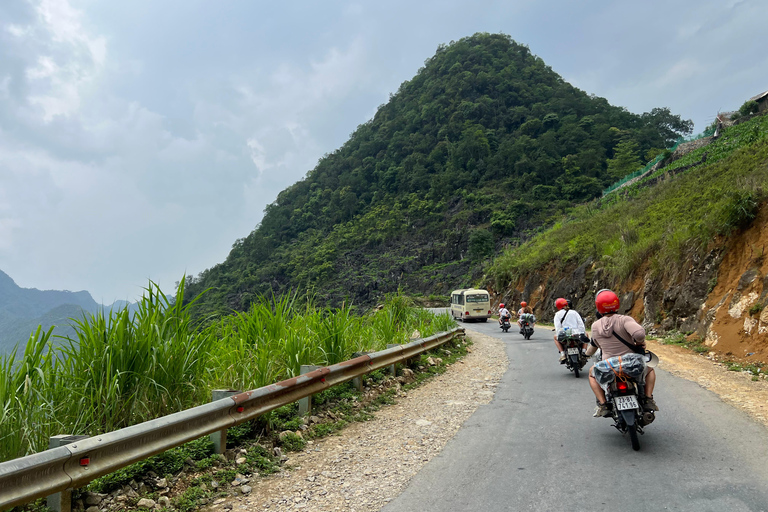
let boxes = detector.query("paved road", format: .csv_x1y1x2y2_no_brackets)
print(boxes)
384,317,768,512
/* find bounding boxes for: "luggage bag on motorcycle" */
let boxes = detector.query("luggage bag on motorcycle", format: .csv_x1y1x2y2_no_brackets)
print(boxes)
593,353,646,390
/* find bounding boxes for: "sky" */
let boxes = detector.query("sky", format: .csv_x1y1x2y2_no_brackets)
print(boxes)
1,0,766,304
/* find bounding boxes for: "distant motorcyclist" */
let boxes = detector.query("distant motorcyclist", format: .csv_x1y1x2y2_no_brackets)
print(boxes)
516,301,535,333
498,303,511,326
585,289,659,417
553,298,588,364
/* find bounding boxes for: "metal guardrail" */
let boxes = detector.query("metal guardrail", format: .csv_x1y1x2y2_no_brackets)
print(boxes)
0,327,465,510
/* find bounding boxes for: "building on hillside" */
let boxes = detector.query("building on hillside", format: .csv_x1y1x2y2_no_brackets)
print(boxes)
749,89,768,112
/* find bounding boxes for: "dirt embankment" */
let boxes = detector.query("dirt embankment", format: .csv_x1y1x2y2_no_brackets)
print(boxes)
494,206,768,364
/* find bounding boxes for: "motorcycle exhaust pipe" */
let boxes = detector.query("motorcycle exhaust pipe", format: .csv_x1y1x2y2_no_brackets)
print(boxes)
642,411,655,424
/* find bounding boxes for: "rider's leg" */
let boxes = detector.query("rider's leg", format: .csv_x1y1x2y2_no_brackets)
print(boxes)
589,368,606,404
554,339,564,351
644,368,656,396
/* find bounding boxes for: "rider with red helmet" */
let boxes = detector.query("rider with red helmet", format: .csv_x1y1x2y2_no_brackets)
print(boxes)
498,303,511,326
585,289,659,417
553,297,588,363
516,301,534,332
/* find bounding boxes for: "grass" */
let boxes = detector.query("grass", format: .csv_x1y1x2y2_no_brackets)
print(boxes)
49,329,470,512
657,332,710,354
488,115,768,290
0,283,456,463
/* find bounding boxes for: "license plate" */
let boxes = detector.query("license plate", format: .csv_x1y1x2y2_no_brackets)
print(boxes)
615,395,639,411
567,348,580,355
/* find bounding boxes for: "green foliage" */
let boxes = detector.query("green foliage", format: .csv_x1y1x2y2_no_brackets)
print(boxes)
723,190,759,232
739,100,759,117
468,228,494,260
659,332,709,354
90,437,214,494
488,116,768,289
0,281,455,462
749,303,763,316
279,432,306,452
606,140,642,180
183,32,689,314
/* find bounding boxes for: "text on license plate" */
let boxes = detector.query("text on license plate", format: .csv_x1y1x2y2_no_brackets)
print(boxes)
615,395,639,411
567,348,580,355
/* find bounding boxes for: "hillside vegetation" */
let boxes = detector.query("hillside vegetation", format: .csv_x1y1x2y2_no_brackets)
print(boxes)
185,33,690,316
488,113,768,293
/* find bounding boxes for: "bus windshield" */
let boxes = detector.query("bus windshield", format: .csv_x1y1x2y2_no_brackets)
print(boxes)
466,294,489,303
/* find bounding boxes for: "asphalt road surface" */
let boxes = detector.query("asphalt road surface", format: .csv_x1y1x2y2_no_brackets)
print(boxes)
384,316,768,512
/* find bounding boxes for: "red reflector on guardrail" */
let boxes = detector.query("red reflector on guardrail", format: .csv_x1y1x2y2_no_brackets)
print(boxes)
236,406,244,413
79,457,89,466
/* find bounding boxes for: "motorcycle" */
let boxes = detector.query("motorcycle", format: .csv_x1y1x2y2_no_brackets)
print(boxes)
500,316,511,333
595,354,655,451
558,329,588,378
519,313,535,339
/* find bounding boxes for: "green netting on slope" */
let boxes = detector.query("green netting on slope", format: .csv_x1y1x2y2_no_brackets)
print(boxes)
602,125,717,196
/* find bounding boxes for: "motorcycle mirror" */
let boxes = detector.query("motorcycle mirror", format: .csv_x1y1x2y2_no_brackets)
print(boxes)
644,350,659,368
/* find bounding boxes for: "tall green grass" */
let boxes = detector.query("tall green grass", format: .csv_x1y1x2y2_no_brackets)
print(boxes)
0,286,455,462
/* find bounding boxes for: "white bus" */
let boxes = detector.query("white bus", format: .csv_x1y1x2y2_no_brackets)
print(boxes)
450,288,491,322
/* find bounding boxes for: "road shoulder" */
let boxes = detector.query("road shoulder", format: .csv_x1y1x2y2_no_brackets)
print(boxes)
647,338,768,428
209,330,508,512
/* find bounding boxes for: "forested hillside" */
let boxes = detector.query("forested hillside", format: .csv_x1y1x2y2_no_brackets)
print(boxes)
185,33,691,315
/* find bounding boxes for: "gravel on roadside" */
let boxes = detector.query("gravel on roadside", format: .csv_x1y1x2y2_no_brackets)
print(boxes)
204,330,508,512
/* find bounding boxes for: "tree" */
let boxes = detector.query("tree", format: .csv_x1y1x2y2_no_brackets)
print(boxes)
468,229,495,260
606,140,642,180
641,107,694,147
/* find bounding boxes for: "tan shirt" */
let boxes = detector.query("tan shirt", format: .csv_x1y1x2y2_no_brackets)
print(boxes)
590,314,645,359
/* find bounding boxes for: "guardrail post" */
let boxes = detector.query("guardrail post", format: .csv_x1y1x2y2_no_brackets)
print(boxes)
47,435,88,512
298,365,321,415
386,344,398,376
351,375,363,392
210,389,241,454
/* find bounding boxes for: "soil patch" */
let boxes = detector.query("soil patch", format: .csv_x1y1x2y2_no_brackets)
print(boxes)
648,339,768,428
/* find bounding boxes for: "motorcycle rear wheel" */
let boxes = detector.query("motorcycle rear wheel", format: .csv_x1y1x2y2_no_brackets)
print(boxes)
573,365,580,378
628,424,640,451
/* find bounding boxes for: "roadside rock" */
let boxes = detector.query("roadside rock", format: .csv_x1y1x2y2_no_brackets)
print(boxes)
136,498,155,509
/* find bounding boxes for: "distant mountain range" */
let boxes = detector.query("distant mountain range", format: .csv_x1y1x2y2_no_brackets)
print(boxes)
0,270,133,355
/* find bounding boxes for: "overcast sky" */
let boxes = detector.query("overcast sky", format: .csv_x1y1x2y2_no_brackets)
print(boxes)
1,0,766,303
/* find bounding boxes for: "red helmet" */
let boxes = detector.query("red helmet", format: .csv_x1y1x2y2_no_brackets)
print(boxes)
555,298,568,310
595,289,620,314
499,303,505,308
520,301,527,307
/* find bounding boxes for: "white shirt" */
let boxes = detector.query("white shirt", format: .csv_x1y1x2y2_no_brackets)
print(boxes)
499,308,510,318
554,308,586,334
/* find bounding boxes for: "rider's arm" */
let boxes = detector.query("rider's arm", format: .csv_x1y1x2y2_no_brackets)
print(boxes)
585,339,599,356
553,310,562,332
623,316,647,348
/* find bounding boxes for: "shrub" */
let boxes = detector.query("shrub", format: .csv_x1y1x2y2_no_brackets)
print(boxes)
739,100,759,117
279,432,306,452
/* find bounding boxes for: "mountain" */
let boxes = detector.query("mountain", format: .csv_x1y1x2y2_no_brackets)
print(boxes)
184,33,692,316
0,270,99,318
0,270,133,354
